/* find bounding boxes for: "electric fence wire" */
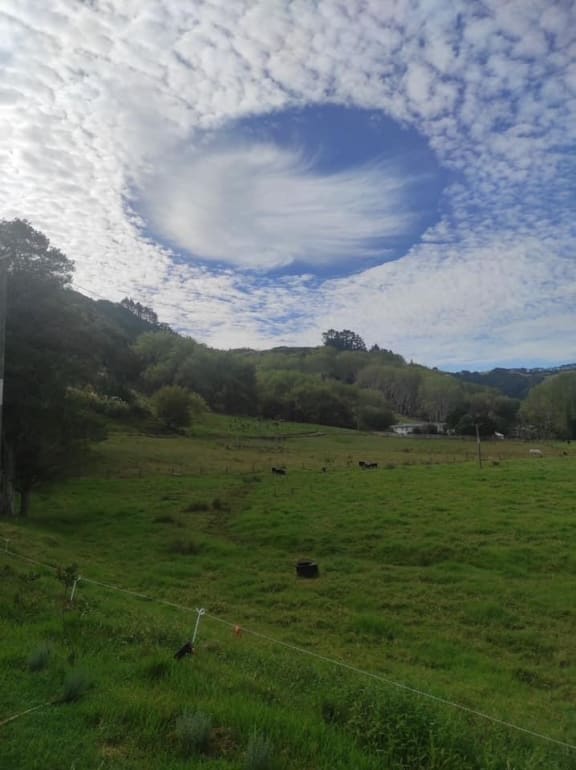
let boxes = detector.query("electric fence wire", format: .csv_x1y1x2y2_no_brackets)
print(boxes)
2,544,575,753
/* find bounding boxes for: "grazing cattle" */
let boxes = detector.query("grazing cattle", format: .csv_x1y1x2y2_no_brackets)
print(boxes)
272,467,286,475
529,449,543,457
359,461,378,469
358,461,366,468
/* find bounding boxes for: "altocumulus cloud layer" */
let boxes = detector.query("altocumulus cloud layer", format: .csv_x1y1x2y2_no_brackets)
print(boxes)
0,0,575,368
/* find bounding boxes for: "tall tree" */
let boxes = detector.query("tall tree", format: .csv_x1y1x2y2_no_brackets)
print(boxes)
0,220,104,516
520,372,576,438
120,297,160,326
0,218,73,285
322,329,367,352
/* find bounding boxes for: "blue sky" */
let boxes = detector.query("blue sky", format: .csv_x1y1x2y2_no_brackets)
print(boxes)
139,105,453,279
0,0,575,370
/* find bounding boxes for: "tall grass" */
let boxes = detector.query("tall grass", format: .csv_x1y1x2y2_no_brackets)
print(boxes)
174,710,212,756
60,669,92,703
27,643,50,672
245,730,274,770
1,425,575,768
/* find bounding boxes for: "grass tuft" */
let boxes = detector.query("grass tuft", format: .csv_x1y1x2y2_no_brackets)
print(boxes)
60,668,92,703
183,500,210,512
153,514,182,526
144,660,171,681
168,538,201,555
351,613,397,640
174,710,212,756
245,730,274,770
27,643,51,672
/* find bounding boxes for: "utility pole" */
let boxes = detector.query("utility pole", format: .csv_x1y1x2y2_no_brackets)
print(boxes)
0,259,7,511
475,422,483,468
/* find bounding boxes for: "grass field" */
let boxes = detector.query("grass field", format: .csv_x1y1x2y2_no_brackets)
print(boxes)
1,416,575,769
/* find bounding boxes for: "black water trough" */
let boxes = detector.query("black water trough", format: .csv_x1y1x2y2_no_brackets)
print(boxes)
296,559,319,579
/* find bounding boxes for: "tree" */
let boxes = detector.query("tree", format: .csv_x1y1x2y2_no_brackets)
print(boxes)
0,220,106,516
120,297,159,326
0,218,73,285
520,372,576,438
152,385,207,430
256,369,358,428
290,380,355,427
418,373,463,422
134,332,258,416
446,392,519,437
355,389,396,431
322,329,367,352
357,364,422,416
9,395,105,516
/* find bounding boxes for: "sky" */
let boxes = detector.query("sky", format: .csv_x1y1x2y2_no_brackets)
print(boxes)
0,0,575,370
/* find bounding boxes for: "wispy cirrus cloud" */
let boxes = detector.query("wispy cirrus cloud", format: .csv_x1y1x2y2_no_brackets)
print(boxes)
141,141,419,270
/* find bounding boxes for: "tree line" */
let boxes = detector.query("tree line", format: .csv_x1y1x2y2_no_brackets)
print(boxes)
1,219,573,516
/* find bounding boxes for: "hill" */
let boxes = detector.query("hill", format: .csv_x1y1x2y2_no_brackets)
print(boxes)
453,364,576,400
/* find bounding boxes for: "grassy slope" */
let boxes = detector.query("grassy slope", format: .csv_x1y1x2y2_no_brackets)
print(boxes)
1,415,575,769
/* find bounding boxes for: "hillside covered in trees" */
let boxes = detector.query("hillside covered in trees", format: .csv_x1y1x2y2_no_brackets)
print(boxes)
453,366,576,400
1,219,573,516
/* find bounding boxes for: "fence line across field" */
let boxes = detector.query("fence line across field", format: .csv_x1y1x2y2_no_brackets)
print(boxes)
2,544,575,753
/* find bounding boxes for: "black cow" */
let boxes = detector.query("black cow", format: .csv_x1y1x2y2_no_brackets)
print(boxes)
272,467,286,475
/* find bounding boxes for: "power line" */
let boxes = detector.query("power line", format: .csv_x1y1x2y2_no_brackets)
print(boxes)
2,544,575,754
72,283,190,320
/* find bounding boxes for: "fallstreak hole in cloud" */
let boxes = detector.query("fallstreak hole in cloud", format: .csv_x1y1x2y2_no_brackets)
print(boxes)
139,140,425,271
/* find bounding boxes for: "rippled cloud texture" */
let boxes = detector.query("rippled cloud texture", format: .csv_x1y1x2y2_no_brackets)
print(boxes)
1,0,575,368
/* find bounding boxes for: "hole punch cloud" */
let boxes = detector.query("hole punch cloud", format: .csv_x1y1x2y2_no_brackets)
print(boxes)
141,141,420,271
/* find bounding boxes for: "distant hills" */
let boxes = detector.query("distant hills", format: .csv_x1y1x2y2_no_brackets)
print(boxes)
453,364,576,400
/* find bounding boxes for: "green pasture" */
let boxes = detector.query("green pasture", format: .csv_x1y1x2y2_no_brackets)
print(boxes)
91,412,570,477
1,419,575,768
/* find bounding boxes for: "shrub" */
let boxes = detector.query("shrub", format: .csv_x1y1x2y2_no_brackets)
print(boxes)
153,514,183,526
168,539,201,555
144,660,171,681
152,386,208,430
184,500,210,512
69,388,132,418
357,405,395,431
60,669,92,702
245,730,274,770
27,643,51,672
175,710,212,756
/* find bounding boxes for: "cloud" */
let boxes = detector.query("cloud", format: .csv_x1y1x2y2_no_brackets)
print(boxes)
141,141,418,270
0,0,575,368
